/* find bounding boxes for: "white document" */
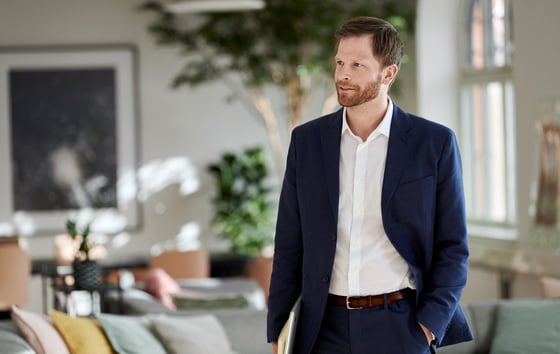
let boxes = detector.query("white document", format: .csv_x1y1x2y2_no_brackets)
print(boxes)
278,295,302,354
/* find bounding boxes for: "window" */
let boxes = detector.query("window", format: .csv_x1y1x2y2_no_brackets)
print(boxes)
460,0,516,232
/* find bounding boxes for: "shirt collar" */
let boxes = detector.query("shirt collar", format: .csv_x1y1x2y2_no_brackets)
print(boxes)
341,98,394,139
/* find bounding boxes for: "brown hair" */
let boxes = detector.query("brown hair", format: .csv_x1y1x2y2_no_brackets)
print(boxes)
335,16,404,69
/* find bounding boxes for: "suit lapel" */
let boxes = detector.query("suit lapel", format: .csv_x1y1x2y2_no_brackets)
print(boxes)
382,105,414,209
320,109,343,222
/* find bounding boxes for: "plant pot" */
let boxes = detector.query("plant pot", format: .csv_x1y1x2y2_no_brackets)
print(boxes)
73,260,100,292
246,255,273,303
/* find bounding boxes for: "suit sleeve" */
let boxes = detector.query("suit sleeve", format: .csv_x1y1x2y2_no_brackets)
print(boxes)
416,130,469,343
267,130,304,342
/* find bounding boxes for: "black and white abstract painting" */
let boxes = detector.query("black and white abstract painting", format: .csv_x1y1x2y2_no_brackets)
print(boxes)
0,46,139,234
10,68,118,211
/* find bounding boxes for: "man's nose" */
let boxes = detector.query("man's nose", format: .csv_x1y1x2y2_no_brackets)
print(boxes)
336,68,351,81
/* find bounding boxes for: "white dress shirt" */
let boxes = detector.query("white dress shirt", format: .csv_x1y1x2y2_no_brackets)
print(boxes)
329,99,416,296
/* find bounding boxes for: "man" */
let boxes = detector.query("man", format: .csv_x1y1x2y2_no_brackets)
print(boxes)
267,16,473,354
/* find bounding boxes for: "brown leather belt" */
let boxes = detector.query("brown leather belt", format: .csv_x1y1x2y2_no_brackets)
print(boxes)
328,289,413,309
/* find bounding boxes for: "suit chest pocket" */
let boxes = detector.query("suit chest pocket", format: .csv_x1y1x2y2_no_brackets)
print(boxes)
392,175,435,213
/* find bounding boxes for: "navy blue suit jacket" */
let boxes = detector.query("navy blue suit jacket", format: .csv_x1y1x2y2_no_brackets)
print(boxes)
267,105,473,353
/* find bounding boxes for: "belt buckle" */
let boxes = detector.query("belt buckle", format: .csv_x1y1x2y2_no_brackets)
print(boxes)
346,296,363,310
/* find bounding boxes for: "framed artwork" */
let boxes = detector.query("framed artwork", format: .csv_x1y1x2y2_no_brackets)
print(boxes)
0,45,140,234
534,121,560,226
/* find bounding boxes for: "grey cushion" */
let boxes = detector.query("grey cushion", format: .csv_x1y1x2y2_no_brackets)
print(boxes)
468,301,499,353
178,278,265,309
0,328,35,354
0,320,19,334
172,292,249,310
149,314,236,354
106,278,265,315
166,308,269,354
213,309,268,354
490,299,560,354
103,288,173,315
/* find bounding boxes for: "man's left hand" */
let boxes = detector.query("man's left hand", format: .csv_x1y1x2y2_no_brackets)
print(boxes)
418,322,434,345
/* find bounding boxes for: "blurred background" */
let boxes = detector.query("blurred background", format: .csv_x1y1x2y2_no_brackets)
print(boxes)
0,0,559,314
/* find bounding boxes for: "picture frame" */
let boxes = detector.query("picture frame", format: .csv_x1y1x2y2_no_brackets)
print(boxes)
0,45,140,235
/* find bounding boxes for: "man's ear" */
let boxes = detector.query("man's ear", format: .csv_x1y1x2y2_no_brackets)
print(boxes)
383,64,399,85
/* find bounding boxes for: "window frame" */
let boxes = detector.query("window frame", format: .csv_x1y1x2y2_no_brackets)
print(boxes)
458,0,517,238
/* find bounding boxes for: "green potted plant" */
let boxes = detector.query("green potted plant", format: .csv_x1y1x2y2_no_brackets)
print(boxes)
208,146,275,259
66,219,100,292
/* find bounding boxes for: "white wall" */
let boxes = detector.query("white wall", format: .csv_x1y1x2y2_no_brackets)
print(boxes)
0,0,419,312
0,0,418,260
0,0,271,260
0,0,274,313
0,0,422,313
417,0,560,301
416,0,461,132
3,0,558,307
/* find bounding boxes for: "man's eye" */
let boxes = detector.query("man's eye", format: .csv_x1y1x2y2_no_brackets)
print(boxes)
353,63,363,67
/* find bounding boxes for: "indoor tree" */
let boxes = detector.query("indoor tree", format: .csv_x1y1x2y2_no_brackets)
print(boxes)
141,0,415,175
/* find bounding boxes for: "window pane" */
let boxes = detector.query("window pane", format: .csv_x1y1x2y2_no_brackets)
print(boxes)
487,82,506,220
462,82,510,223
472,84,485,219
466,0,512,69
490,0,506,67
462,0,515,229
469,0,485,69
504,82,516,219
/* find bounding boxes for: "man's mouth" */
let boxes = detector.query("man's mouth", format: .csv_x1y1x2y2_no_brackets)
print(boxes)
337,83,356,91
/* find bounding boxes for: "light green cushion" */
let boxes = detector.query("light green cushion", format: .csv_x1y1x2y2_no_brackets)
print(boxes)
97,313,166,354
490,299,560,354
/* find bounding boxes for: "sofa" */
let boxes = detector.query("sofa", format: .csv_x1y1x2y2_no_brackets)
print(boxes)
103,277,267,315
0,306,269,354
113,282,559,354
0,275,271,354
2,297,559,354
439,298,560,354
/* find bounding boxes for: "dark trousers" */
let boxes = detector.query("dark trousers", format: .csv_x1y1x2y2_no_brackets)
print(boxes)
311,296,433,354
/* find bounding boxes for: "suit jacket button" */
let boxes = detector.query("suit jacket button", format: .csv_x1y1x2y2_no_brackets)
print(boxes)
322,276,330,283
332,233,337,241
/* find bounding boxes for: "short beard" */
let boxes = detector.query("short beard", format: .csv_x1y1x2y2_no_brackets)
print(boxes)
336,75,382,107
